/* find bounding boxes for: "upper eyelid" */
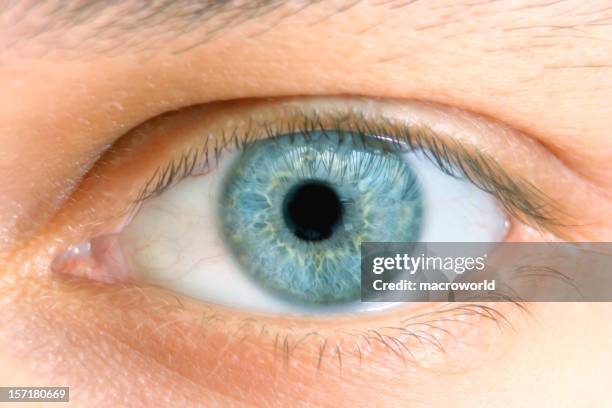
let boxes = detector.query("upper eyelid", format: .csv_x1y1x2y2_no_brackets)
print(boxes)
132,108,568,236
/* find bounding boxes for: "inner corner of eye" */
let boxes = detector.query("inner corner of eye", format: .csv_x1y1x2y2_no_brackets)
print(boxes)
103,128,508,315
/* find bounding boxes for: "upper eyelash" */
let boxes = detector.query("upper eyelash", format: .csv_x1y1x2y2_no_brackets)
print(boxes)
132,109,568,235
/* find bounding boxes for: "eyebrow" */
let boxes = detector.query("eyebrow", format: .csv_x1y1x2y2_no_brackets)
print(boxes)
3,0,609,55
3,0,303,52
0,0,556,53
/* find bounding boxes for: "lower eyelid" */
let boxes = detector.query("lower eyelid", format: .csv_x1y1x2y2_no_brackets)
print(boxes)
25,243,601,401
45,279,523,379
5,243,526,405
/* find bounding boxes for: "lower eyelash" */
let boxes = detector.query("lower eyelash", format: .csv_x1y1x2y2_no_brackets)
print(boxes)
207,301,527,373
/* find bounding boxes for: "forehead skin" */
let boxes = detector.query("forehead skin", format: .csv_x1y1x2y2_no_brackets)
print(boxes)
0,0,612,407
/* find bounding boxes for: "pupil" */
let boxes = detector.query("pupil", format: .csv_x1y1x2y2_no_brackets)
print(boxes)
282,180,344,241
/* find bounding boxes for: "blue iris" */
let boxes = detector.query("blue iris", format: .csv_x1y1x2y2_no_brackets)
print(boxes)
219,131,422,304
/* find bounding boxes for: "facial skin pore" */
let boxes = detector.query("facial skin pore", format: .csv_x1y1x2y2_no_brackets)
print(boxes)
1,1,612,406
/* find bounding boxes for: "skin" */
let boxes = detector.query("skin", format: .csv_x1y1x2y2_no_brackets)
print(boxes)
1,0,612,406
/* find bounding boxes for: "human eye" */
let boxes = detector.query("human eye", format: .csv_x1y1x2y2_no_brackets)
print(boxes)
50,96,573,318
6,0,612,405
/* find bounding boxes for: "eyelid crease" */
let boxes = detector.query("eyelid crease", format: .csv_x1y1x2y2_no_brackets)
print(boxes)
131,109,570,237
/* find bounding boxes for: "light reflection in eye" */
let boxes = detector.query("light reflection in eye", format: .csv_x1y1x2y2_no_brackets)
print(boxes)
110,129,507,314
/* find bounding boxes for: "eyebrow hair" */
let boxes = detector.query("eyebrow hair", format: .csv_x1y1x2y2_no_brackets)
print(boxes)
3,0,610,56
2,0,308,53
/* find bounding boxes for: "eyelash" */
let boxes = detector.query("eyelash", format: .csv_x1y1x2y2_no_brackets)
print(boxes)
132,109,565,235
51,105,551,369
190,300,525,371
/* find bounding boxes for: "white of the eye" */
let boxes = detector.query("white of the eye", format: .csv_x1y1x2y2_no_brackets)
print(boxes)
404,151,508,243
120,148,508,315
120,153,395,314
